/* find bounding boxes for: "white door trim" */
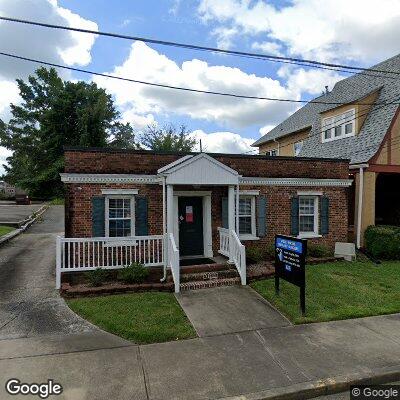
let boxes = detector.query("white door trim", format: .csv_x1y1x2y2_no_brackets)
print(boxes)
173,191,213,258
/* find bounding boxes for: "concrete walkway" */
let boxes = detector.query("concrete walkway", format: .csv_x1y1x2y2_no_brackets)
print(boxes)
1,208,400,399
176,286,291,337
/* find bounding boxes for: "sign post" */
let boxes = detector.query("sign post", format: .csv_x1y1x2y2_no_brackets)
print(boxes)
274,235,307,316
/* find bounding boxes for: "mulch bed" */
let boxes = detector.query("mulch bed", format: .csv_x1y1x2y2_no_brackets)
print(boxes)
61,256,341,298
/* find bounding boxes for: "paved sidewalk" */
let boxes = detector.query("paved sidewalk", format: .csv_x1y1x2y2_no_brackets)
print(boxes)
176,286,291,337
1,313,400,399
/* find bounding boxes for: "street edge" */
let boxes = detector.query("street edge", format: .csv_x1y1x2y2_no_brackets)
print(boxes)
0,203,49,246
216,366,400,400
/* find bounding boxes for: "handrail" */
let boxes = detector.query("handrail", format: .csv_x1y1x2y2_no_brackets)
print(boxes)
167,233,180,293
229,230,247,285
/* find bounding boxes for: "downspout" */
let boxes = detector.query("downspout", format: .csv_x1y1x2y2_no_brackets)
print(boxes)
160,175,167,282
236,182,240,234
356,167,364,249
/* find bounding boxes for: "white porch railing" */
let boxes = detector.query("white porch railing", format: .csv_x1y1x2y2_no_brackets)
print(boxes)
56,235,164,289
218,227,230,257
218,227,246,285
167,233,180,293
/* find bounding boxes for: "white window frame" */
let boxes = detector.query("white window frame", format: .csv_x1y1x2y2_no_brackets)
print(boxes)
265,148,278,156
237,195,258,240
298,195,321,239
321,108,356,143
293,140,303,156
105,195,135,238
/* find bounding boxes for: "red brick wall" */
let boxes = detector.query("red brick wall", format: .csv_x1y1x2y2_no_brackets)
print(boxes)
66,182,348,252
64,149,349,179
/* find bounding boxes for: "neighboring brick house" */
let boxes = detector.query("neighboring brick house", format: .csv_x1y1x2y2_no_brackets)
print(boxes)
59,147,351,291
253,54,400,247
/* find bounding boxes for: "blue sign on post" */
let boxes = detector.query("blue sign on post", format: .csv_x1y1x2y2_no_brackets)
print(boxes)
275,235,307,315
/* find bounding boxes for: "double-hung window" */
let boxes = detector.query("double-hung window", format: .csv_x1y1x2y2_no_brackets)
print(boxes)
298,196,319,237
237,196,256,238
322,108,355,142
105,197,135,237
265,149,278,156
293,140,303,156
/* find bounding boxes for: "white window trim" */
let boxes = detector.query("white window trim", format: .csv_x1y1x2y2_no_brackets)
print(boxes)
298,195,321,239
105,195,135,238
237,195,258,240
265,148,278,156
321,108,356,143
293,140,303,156
102,189,139,195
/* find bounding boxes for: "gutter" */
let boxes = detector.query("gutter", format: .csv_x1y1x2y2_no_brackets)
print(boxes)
160,175,168,282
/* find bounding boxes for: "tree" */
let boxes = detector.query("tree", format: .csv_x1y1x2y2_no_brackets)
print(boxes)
0,68,137,198
139,124,197,152
108,122,140,149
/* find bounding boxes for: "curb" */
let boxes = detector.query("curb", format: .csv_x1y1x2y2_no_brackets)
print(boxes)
0,204,49,246
217,366,400,400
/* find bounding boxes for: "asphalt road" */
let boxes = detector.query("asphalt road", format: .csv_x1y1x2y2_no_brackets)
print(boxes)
0,201,45,225
0,206,96,339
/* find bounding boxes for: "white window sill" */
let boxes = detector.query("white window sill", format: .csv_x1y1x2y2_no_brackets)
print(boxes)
297,233,322,239
239,235,260,241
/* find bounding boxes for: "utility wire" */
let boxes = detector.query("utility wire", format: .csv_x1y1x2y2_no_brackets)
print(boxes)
0,51,398,106
0,16,399,79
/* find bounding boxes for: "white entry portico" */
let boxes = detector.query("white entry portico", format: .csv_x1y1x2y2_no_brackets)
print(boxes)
157,153,247,290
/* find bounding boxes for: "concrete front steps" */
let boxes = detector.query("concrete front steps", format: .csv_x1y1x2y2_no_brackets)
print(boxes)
168,262,241,291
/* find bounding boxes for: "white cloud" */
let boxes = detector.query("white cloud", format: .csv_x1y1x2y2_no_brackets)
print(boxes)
251,41,282,56
211,26,239,49
198,0,400,63
121,110,156,130
0,80,19,121
190,129,255,154
94,41,301,130
259,124,276,136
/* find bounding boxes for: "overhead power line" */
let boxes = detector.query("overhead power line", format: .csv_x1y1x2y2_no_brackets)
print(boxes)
0,16,399,79
0,51,399,107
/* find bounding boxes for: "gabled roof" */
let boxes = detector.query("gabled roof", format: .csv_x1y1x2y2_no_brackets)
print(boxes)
253,54,400,164
158,153,239,185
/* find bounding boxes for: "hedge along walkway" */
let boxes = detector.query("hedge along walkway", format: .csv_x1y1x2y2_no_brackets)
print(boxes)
0,226,14,237
67,292,197,344
251,261,400,324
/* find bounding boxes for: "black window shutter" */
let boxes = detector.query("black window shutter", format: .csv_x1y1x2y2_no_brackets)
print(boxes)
221,197,228,229
257,196,267,237
135,196,148,236
290,197,299,236
92,196,105,237
320,196,329,235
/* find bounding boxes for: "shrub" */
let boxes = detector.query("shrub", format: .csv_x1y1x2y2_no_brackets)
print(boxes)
246,246,266,264
364,225,400,260
85,268,108,287
118,262,149,284
307,244,331,258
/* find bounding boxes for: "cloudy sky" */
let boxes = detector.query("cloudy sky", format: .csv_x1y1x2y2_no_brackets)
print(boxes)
0,0,399,172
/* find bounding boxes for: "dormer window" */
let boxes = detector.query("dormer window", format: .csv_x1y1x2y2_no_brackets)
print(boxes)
322,108,355,143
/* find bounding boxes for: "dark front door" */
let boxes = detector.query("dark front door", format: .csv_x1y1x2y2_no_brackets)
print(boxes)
178,197,204,257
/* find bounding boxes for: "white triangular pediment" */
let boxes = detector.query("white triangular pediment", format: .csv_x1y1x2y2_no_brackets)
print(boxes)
158,153,239,185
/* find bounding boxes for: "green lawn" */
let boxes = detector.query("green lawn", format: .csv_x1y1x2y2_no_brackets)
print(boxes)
251,261,400,324
67,292,196,344
0,226,15,237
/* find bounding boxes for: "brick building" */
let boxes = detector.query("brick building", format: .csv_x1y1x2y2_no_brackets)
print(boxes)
59,147,351,291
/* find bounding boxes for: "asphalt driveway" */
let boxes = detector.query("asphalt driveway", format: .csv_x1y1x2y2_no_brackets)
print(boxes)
0,201,45,226
0,206,98,339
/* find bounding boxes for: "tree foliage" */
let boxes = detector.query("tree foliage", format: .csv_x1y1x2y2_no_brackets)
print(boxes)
0,68,137,198
139,124,196,152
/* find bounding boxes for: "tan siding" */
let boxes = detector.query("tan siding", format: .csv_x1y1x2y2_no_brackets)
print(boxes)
258,129,310,156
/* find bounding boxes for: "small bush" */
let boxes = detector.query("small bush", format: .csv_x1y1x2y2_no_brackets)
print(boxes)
118,262,149,284
307,244,331,258
85,268,108,287
49,198,64,205
246,246,266,264
365,225,400,260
